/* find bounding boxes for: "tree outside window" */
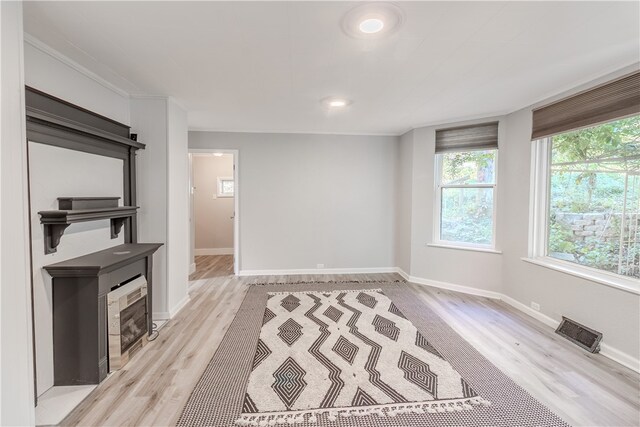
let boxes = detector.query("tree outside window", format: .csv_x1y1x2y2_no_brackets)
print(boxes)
548,115,639,278
436,149,497,247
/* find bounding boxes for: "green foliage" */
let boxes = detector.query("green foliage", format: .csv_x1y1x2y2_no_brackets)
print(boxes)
548,218,575,254
548,115,640,278
439,150,496,245
442,150,495,184
552,116,640,173
441,187,493,245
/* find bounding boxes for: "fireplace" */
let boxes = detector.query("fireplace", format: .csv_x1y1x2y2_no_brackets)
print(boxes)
107,275,148,371
45,243,162,385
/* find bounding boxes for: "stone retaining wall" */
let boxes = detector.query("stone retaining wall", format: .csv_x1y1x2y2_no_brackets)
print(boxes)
555,212,639,242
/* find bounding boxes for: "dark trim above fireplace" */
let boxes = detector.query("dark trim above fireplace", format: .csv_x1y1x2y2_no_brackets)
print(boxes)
25,86,144,246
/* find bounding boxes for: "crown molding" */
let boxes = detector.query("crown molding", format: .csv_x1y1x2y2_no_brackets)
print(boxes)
129,94,188,112
24,33,131,100
187,127,402,137
410,111,509,132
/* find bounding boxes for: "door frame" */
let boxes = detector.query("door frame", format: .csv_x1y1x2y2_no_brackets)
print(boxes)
188,148,240,275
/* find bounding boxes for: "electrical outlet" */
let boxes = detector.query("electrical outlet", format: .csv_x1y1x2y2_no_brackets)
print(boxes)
316,263,325,269
530,302,541,311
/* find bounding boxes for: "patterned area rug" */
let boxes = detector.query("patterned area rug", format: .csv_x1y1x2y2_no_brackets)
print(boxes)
178,282,569,427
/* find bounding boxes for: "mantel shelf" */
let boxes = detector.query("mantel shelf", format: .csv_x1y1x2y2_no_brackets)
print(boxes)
39,206,139,254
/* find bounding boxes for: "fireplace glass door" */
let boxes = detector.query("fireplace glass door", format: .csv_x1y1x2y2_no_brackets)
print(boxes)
119,296,147,353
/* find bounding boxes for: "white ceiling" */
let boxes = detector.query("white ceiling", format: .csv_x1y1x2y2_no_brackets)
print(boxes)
23,1,640,135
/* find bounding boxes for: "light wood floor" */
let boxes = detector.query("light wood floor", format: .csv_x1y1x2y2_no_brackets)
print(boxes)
61,256,640,426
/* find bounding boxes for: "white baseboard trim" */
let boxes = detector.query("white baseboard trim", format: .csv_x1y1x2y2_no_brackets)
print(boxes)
499,294,560,329
239,267,398,277
600,343,640,372
500,295,639,372
153,312,170,321
169,295,191,318
396,268,502,300
152,296,191,322
195,248,233,256
189,262,196,275
399,268,639,373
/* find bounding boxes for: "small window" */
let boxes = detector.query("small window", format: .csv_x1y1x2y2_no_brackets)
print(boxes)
435,149,497,248
217,176,234,198
543,115,639,278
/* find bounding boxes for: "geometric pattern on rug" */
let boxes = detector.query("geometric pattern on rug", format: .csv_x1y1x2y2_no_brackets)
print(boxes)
238,289,493,425
281,294,301,312
252,339,272,370
351,387,378,406
372,314,400,342
332,335,359,364
388,302,406,319
178,282,571,427
322,305,343,323
461,379,478,398
271,357,307,409
277,318,303,346
398,350,438,397
416,331,444,359
356,292,378,308
262,307,276,326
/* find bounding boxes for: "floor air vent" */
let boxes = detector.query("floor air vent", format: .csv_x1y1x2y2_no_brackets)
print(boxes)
555,316,602,353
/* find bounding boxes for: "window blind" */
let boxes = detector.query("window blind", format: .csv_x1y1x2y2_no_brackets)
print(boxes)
531,71,640,140
435,121,499,153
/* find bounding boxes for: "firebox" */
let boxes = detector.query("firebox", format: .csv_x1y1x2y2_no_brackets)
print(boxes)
107,275,148,371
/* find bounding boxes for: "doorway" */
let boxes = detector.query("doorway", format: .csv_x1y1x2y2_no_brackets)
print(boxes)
189,149,239,277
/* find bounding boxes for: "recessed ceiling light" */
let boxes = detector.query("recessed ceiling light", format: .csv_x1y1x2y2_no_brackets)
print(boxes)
213,153,223,157
359,18,384,34
322,97,352,108
341,3,404,39
329,99,347,107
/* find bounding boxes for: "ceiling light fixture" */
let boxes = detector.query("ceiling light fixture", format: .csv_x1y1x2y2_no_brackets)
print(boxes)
329,99,347,107
359,18,384,34
341,3,404,39
322,97,352,109
213,153,223,157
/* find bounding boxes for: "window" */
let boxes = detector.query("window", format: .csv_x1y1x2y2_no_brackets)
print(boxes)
433,121,499,250
435,150,497,248
537,115,639,279
217,176,234,198
529,71,640,289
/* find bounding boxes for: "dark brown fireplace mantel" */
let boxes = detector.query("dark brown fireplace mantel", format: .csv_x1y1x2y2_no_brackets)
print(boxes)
44,243,162,385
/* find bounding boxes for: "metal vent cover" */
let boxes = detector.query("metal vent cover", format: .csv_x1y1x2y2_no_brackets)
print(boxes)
555,316,602,353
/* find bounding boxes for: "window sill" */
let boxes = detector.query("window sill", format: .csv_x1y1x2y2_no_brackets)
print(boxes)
522,257,639,295
427,243,502,254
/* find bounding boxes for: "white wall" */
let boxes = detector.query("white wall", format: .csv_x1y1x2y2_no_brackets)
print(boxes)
28,144,124,396
1,1,36,424
193,155,234,252
394,131,413,273
166,99,190,315
132,97,169,317
189,132,398,272
24,36,130,125
133,97,190,318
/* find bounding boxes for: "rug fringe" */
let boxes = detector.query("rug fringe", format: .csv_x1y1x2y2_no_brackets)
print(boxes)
248,279,406,287
235,397,491,425
267,288,383,296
